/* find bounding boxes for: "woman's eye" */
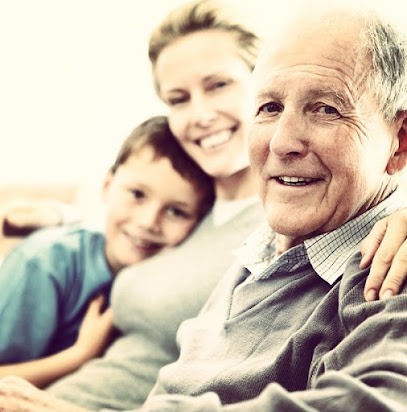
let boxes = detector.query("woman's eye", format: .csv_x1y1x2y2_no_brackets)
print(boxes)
131,189,145,200
167,95,188,106
211,80,228,90
316,105,339,115
258,102,282,114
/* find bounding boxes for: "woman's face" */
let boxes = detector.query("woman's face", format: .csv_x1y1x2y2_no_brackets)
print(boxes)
155,30,254,179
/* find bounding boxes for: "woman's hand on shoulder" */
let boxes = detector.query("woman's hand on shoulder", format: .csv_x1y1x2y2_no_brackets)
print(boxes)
361,209,407,301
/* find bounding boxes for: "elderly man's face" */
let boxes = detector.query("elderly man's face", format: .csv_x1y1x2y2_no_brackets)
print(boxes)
249,21,401,242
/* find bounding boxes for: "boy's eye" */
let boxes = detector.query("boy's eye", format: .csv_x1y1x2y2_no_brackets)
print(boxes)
166,207,190,219
258,102,282,114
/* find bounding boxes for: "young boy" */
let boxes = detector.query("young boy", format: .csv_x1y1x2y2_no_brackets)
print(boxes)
0,115,214,387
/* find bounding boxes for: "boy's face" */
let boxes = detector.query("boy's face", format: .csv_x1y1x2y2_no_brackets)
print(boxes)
103,146,203,274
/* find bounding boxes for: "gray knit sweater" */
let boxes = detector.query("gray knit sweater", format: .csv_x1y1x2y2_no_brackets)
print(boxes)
46,200,265,410
133,245,407,411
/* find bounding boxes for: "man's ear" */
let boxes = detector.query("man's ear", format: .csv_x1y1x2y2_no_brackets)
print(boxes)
386,111,407,175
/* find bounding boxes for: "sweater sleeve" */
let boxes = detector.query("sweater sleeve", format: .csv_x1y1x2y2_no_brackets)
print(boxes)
0,245,60,363
108,254,407,412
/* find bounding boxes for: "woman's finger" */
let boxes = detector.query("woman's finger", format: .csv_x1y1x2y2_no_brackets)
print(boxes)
360,218,387,269
378,240,407,299
363,210,407,301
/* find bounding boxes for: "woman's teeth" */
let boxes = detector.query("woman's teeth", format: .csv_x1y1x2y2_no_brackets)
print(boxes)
199,130,232,150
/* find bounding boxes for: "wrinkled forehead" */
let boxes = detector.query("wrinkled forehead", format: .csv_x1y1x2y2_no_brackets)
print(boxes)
252,8,369,92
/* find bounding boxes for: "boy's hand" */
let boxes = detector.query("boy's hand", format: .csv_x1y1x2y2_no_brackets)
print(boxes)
74,295,115,362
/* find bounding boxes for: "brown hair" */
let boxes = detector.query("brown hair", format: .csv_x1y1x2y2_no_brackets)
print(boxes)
148,0,260,94
110,115,215,219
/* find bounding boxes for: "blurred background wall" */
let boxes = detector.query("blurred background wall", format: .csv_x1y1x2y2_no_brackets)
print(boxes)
1,0,406,195
0,0,301,226
0,0,188,185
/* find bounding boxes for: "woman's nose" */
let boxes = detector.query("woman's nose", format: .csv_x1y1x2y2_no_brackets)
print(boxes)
189,95,217,128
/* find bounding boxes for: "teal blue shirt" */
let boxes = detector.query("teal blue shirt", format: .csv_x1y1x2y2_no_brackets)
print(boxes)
0,226,112,363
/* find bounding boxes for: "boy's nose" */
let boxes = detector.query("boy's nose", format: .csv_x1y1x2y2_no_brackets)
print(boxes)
136,207,161,234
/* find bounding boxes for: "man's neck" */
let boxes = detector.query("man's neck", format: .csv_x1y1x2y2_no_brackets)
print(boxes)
274,234,301,257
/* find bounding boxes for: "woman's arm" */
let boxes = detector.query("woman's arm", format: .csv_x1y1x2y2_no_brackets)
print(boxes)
0,376,91,412
0,295,115,388
361,209,407,301
3,199,80,236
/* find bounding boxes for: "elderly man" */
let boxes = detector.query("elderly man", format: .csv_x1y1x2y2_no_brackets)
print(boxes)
1,2,407,411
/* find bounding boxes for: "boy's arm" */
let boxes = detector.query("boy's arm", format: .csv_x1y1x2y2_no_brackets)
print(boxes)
1,270,407,411
0,296,114,388
0,249,60,362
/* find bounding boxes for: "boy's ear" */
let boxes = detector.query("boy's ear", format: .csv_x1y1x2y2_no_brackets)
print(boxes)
386,111,407,175
102,170,114,200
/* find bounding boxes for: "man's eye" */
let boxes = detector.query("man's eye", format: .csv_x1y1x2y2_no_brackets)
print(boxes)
316,105,339,115
258,102,282,114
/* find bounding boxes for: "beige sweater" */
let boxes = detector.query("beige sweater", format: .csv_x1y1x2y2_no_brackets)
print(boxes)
46,200,265,410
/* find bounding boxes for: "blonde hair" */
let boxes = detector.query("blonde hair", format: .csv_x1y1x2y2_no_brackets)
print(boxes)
148,0,261,94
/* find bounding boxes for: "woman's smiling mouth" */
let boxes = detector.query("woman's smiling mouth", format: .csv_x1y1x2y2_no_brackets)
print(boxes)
197,129,235,150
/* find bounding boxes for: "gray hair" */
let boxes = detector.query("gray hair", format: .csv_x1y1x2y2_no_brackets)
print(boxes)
365,13,407,121
258,1,407,123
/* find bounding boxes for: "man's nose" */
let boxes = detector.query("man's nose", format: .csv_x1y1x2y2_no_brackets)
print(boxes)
268,110,308,159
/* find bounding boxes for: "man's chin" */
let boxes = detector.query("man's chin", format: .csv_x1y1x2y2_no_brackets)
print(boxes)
268,217,319,243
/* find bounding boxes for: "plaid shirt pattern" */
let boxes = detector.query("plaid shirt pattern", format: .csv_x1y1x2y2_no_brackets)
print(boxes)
235,190,405,284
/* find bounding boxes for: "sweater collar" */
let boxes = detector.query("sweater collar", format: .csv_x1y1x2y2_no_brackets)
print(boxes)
235,190,404,284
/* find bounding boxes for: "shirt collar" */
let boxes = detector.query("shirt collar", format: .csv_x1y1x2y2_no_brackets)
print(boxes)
235,190,405,284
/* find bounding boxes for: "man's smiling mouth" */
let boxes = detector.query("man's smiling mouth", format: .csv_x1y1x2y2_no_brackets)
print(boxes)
277,176,320,186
